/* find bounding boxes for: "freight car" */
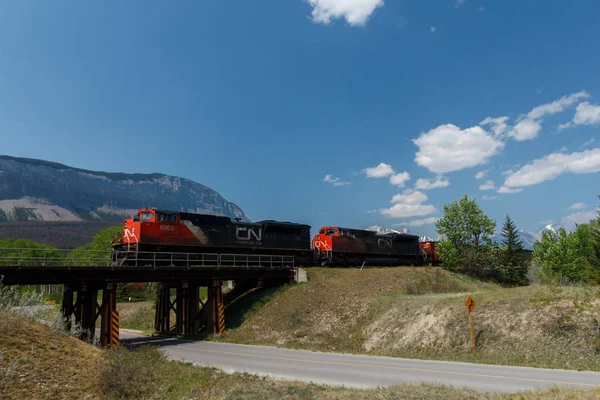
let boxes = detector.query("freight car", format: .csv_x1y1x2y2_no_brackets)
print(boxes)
312,226,426,266
111,208,313,266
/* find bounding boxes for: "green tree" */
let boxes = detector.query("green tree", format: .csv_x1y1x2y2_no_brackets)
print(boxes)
435,195,496,273
533,223,598,284
499,214,528,285
436,239,460,270
593,198,600,273
69,226,121,266
0,238,65,266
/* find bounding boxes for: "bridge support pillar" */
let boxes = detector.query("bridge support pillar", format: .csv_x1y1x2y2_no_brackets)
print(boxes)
75,282,99,342
61,283,74,330
100,282,118,348
155,282,173,334
207,280,225,334
176,281,200,335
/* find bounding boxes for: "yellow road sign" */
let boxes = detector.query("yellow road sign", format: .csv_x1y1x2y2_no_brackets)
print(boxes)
465,296,476,313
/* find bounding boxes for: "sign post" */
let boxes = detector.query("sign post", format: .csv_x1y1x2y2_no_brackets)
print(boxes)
465,296,476,353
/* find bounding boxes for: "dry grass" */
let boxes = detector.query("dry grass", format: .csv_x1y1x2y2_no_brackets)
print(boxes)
0,308,101,399
118,300,156,331
216,267,600,371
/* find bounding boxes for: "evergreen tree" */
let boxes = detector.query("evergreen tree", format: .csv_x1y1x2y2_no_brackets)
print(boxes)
499,214,528,285
593,195,600,274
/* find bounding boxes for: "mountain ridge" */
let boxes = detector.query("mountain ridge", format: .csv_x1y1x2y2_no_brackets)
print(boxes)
0,155,249,223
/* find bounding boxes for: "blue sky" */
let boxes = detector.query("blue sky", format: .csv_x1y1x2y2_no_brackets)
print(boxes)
1,0,599,237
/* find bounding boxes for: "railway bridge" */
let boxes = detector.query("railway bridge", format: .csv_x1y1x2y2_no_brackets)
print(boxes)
0,248,299,347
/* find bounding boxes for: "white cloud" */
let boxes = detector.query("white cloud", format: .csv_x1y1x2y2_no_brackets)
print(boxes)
527,91,589,120
381,203,437,218
323,174,351,186
430,26,436,33
381,189,437,218
566,202,586,210
502,148,600,189
475,170,489,180
559,146,568,152
479,180,495,191
307,0,384,26
415,176,450,190
364,162,394,178
413,124,504,174
508,118,542,141
477,6,485,12
558,122,573,132
506,91,590,141
558,102,600,131
390,189,428,205
573,102,600,125
582,138,596,148
482,195,498,200
455,0,466,8
480,116,509,137
402,217,440,227
497,186,523,194
389,171,411,187
562,211,596,227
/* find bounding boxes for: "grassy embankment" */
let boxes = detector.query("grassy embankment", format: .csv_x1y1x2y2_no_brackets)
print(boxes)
214,267,600,371
119,267,600,371
2,307,600,400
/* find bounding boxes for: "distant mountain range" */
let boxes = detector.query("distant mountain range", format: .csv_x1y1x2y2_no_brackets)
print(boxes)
366,225,411,235
0,155,249,223
488,223,561,251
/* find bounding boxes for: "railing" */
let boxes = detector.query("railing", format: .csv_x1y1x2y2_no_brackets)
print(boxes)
0,248,112,267
0,248,296,269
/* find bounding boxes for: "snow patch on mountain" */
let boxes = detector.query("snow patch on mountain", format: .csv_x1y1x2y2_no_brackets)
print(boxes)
366,225,410,235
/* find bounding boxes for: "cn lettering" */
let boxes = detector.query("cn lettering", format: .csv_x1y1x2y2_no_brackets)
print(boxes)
236,227,262,241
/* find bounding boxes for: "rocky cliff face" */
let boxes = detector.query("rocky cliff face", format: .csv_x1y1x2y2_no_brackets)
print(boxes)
0,156,249,222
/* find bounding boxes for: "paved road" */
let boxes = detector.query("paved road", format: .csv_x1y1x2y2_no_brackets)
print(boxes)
120,333,600,393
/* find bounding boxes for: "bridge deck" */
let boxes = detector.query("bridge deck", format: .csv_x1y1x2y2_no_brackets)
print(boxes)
0,265,295,285
0,248,297,285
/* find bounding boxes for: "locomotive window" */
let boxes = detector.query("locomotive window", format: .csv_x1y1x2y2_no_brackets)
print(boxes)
140,212,154,221
319,229,325,234
326,229,337,236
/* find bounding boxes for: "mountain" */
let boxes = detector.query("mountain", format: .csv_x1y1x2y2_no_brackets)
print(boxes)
366,225,411,235
489,228,546,251
0,155,249,223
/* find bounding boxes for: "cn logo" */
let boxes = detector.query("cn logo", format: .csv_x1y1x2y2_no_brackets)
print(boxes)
124,228,139,242
377,238,392,248
236,227,262,241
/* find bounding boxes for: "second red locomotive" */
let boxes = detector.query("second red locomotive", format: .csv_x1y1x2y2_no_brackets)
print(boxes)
312,226,424,266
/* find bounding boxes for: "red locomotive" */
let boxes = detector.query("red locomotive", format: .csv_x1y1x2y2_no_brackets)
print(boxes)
311,226,425,266
111,208,312,266
111,208,438,267
419,241,440,265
